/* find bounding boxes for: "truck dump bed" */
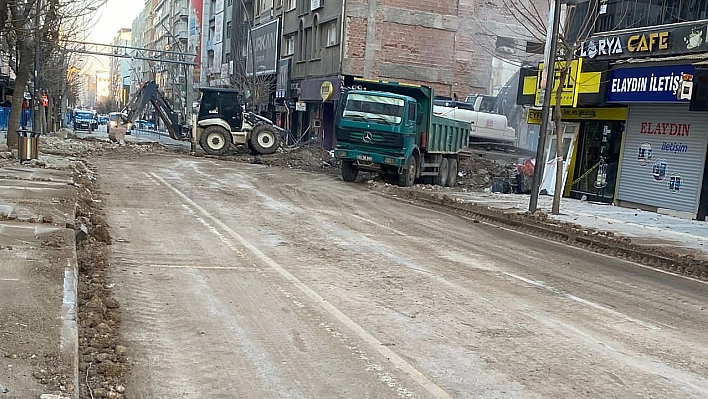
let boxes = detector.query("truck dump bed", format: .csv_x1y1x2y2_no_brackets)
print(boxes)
428,114,470,154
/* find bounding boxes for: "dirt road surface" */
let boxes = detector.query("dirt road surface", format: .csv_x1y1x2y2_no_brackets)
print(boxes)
94,152,708,398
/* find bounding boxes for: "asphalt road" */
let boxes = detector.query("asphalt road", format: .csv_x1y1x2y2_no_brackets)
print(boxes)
96,153,708,398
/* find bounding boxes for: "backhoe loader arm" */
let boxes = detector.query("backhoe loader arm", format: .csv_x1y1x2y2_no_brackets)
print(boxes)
121,81,188,140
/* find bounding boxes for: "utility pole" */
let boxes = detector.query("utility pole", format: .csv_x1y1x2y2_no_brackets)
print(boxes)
529,0,561,213
33,0,42,133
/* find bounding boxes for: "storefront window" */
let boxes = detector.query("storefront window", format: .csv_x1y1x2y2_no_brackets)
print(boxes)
571,121,625,202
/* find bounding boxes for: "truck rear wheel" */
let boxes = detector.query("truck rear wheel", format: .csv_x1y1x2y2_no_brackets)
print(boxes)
399,156,417,187
434,158,449,187
447,158,458,187
341,160,358,182
250,125,280,155
199,126,231,155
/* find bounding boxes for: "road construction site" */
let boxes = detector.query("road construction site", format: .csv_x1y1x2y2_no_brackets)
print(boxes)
1,131,707,398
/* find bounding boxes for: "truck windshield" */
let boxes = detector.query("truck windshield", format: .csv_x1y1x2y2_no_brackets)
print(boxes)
342,93,404,125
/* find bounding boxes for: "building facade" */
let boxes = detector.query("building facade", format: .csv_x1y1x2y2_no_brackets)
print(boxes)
110,28,133,111
524,0,708,219
129,0,546,149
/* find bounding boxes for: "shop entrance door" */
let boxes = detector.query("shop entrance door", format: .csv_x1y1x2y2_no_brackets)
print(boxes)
539,123,578,196
570,120,625,203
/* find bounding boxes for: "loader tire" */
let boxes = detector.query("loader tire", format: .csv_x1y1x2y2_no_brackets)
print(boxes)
199,126,231,155
250,124,280,155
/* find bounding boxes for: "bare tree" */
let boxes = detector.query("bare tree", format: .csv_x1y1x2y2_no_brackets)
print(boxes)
501,0,599,214
2,0,102,147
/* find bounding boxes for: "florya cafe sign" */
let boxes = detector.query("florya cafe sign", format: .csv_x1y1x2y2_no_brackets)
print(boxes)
607,64,695,103
577,23,708,60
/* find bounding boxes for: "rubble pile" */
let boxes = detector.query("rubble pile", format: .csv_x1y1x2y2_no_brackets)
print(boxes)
259,145,337,171
456,155,516,191
72,160,128,398
41,135,166,157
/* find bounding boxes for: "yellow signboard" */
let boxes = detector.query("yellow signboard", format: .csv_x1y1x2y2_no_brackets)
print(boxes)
527,108,543,124
320,81,334,101
527,107,628,125
561,107,627,121
522,59,602,108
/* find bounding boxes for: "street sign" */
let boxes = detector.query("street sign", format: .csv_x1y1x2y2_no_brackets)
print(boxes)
527,108,543,125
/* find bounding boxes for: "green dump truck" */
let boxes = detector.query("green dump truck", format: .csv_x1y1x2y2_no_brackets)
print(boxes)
334,77,470,187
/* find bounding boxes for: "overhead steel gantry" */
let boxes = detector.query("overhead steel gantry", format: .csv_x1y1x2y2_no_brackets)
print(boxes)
63,39,197,66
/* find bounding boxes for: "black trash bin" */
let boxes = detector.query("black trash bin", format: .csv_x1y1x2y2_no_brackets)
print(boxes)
17,129,40,163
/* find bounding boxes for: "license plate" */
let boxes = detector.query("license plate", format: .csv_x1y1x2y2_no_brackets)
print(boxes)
357,154,373,161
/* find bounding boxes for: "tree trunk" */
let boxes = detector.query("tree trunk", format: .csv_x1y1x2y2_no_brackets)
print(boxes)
551,61,571,215
6,47,33,149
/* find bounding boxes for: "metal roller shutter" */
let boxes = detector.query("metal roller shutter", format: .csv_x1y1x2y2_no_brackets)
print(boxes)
617,104,708,214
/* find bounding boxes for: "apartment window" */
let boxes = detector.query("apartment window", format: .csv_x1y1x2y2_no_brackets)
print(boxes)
286,0,295,11
312,14,320,59
226,21,231,39
303,27,311,60
284,34,295,56
593,0,708,33
298,20,305,61
259,0,273,15
276,0,283,8
325,21,338,47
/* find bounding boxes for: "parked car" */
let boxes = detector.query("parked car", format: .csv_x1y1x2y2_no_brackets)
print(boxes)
108,112,120,128
73,111,98,131
134,119,155,130
97,115,108,125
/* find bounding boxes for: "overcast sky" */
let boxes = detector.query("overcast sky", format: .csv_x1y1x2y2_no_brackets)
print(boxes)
82,0,145,72
90,0,145,44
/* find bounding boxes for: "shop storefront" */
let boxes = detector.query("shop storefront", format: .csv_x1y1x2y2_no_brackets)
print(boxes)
616,103,708,218
608,64,708,218
564,108,628,203
299,76,341,150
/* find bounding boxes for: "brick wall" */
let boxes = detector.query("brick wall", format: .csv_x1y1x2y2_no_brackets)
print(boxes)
342,0,547,98
344,16,368,76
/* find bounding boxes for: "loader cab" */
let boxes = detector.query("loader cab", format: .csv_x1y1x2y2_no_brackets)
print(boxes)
197,88,243,132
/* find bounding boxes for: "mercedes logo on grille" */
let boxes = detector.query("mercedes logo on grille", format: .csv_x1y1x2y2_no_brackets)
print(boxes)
363,132,372,143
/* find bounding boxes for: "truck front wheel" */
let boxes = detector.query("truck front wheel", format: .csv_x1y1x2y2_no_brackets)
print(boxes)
399,157,417,187
250,125,281,155
341,160,358,182
199,126,231,155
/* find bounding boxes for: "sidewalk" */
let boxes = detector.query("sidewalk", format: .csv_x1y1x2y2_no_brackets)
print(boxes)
449,191,708,258
0,149,78,399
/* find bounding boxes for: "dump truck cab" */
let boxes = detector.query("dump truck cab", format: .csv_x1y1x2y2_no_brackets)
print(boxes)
335,78,469,187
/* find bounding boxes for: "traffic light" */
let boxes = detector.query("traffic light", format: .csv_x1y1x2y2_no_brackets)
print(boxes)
689,68,708,112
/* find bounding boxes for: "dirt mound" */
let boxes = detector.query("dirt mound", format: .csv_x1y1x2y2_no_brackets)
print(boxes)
260,145,336,171
457,155,516,190
73,160,128,398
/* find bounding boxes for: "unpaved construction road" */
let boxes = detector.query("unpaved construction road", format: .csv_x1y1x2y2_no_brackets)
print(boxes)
95,152,708,398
